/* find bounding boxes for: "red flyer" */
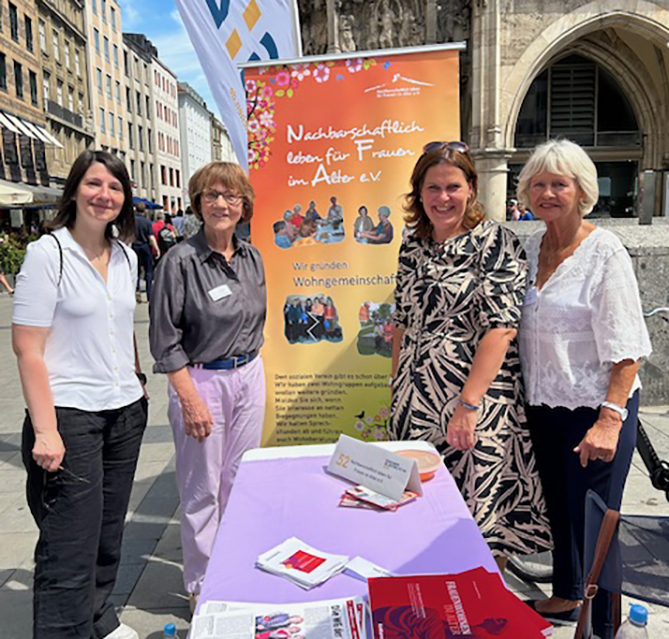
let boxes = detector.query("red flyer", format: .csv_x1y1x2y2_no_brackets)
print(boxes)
369,569,551,638
282,550,327,573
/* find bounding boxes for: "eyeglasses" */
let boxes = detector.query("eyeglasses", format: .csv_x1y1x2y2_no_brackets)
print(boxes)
422,141,470,154
202,190,244,206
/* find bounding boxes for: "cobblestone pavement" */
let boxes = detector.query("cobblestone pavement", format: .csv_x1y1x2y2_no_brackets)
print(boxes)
0,292,667,638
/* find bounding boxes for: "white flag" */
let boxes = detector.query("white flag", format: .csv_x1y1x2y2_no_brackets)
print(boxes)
175,0,300,170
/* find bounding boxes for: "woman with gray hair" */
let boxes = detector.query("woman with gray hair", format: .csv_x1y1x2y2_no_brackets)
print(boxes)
517,139,651,636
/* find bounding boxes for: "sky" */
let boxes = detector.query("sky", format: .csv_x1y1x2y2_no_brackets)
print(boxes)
118,0,218,116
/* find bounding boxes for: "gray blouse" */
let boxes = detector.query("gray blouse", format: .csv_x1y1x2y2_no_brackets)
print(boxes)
149,228,266,373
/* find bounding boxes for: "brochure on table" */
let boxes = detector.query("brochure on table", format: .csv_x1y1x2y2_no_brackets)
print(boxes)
327,434,422,501
191,596,367,639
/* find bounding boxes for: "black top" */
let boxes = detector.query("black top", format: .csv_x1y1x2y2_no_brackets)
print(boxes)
133,214,154,247
149,227,267,373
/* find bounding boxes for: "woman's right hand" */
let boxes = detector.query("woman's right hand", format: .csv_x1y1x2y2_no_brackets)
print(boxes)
181,392,213,443
33,431,65,472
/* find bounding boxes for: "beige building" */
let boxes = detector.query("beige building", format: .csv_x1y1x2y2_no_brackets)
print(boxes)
83,0,127,160
122,33,158,203
299,0,669,220
152,57,182,212
0,0,52,186
36,0,94,185
211,114,235,164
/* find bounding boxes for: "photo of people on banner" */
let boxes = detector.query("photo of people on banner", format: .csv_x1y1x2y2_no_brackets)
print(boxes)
354,205,394,245
283,294,343,344
357,302,395,357
273,196,345,249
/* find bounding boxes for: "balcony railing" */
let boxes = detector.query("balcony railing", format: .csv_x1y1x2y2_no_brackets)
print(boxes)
47,99,83,128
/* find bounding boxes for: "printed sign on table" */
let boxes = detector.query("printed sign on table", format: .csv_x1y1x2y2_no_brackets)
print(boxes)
244,46,462,445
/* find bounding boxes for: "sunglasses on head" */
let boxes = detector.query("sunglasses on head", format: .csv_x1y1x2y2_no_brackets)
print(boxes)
422,141,470,154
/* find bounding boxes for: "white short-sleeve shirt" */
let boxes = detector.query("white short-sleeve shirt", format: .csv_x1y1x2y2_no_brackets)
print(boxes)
519,227,652,410
12,227,143,412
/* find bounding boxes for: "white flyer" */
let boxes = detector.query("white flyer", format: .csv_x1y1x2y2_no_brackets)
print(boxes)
327,434,422,501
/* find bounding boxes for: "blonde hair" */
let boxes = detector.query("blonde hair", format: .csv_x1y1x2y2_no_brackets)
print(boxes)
517,139,599,217
189,162,255,222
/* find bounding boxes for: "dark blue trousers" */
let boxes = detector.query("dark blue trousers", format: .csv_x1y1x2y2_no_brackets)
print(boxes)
22,398,147,639
133,243,155,300
527,391,638,639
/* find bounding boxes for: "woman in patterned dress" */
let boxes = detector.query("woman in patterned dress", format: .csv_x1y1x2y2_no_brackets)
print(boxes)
389,142,551,569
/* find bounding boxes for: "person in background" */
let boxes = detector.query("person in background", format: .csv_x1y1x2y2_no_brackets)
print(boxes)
132,202,160,303
516,140,651,637
507,199,521,221
359,206,394,245
172,208,185,240
12,149,149,639
305,200,322,221
182,205,202,240
327,196,344,228
354,205,374,241
518,202,535,221
149,161,266,613
0,234,14,294
289,204,304,229
157,213,178,255
273,220,293,249
389,141,551,573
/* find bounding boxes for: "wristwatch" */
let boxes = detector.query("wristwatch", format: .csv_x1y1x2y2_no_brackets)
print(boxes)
136,372,148,385
601,401,628,421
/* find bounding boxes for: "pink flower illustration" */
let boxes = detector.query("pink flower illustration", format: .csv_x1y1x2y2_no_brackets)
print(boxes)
346,58,363,73
354,420,365,432
262,85,274,98
379,406,390,419
248,119,260,133
259,111,274,128
248,147,259,165
276,70,291,87
291,63,311,81
245,79,257,94
313,63,330,83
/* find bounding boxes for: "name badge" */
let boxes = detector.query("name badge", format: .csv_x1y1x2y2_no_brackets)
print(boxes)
208,284,232,301
524,286,538,306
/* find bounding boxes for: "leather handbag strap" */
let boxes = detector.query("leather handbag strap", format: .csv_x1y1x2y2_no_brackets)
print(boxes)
574,508,620,639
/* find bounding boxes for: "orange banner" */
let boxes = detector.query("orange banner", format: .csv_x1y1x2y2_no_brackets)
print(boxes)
245,46,460,445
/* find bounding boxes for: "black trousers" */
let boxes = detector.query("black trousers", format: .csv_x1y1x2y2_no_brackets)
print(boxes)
527,391,638,639
133,243,155,300
22,398,147,639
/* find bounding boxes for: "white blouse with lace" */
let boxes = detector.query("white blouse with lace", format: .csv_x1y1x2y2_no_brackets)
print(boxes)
519,227,652,410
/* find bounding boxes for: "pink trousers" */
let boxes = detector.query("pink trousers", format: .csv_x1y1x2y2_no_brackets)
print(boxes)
168,356,266,595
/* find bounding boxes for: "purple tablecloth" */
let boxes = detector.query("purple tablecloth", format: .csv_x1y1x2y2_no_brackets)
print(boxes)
199,454,497,605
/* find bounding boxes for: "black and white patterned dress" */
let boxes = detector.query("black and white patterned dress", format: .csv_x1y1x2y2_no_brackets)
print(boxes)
389,220,552,556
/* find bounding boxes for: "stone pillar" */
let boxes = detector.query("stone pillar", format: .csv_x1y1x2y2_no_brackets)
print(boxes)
474,151,512,222
470,0,509,222
326,0,340,54
425,0,438,44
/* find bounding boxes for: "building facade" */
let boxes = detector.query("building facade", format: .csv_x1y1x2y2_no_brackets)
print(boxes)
83,0,127,159
178,81,211,204
122,33,158,202
298,0,669,220
211,114,235,164
152,57,181,212
36,0,93,185
0,0,52,185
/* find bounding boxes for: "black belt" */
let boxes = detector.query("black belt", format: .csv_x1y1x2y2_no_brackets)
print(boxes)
194,352,258,370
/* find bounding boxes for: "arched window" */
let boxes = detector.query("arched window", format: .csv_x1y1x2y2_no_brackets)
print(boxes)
515,55,639,149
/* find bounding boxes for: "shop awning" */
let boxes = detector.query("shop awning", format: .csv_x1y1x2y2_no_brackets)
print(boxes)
0,112,64,148
0,179,33,206
19,182,62,205
132,196,162,210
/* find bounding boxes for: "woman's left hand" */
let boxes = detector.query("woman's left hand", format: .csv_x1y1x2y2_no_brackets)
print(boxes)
574,412,621,467
446,405,478,451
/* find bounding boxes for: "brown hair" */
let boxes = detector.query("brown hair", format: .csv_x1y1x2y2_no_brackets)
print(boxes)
299,218,317,237
47,149,135,242
188,162,255,222
404,146,485,239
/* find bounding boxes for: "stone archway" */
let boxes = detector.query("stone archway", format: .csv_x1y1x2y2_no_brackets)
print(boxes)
501,2,669,162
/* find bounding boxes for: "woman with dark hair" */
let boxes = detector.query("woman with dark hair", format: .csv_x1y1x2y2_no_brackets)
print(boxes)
149,161,266,612
389,141,551,570
12,150,148,639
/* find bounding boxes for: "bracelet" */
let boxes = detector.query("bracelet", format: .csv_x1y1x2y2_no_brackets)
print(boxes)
458,398,480,411
136,372,148,385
